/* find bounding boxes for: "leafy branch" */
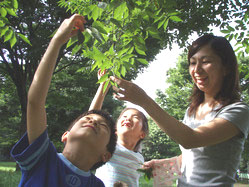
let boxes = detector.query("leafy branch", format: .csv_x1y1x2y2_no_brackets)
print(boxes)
58,0,182,91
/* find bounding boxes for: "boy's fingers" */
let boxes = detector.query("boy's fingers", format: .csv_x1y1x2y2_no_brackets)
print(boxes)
72,14,86,30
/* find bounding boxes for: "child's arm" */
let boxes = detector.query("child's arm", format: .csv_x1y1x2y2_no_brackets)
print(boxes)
27,14,86,144
89,69,110,110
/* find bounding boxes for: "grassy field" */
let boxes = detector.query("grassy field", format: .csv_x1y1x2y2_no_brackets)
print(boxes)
0,162,21,187
0,161,153,187
0,162,247,187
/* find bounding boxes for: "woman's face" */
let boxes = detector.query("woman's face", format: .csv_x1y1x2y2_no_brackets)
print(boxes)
116,109,145,140
189,45,227,97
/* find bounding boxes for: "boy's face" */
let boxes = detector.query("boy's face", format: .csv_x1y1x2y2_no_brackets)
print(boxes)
64,114,111,158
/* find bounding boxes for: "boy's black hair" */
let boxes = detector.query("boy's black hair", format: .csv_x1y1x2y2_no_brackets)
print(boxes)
69,109,117,170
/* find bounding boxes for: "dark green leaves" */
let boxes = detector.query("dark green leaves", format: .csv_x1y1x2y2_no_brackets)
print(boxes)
137,168,153,182
77,29,85,45
0,0,30,47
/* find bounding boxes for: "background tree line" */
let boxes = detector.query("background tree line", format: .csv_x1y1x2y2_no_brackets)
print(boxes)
0,0,248,172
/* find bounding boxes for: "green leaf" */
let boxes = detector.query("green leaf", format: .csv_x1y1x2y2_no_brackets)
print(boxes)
121,66,126,77
117,46,130,57
137,58,148,65
71,44,81,55
77,30,85,45
6,8,17,17
91,61,99,72
110,18,122,28
92,21,108,35
67,35,77,48
92,5,103,21
169,15,183,22
158,17,167,29
108,44,115,55
137,168,153,182
90,27,104,43
10,33,16,48
147,27,161,39
17,33,32,46
163,18,169,30
134,37,146,51
121,54,135,61
0,7,7,17
227,25,235,32
93,46,106,62
220,30,230,34
97,73,108,84
127,46,134,54
135,46,146,55
12,0,18,9
114,2,127,20
1,26,9,37
4,29,13,42
154,14,164,23
0,20,5,27
103,79,110,93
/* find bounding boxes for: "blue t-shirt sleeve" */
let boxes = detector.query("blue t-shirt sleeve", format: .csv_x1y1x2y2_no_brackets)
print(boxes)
216,102,249,138
10,129,49,171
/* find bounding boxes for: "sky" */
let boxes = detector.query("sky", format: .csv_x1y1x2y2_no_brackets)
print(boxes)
125,43,183,114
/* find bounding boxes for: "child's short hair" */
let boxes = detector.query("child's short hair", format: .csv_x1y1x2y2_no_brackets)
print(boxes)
69,110,117,170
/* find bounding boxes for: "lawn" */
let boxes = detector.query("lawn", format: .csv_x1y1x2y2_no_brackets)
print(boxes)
0,162,153,187
0,162,247,187
0,162,21,187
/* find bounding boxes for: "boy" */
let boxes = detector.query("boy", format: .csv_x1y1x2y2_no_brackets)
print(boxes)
11,14,117,186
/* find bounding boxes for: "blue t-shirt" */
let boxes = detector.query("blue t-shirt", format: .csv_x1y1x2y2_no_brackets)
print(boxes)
11,129,104,187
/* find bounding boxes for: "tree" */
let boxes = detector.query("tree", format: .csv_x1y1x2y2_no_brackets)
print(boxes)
143,119,181,161
0,0,248,160
59,0,247,86
0,0,31,47
221,1,249,57
238,57,249,172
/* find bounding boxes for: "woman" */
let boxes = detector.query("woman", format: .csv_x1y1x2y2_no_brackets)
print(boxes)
110,34,249,186
90,70,149,187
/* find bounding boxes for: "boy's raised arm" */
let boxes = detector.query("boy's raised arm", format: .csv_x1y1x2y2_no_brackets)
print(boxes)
27,14,86,144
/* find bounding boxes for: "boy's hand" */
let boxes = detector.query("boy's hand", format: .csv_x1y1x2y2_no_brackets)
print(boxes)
52,14,87,46
98,69,107,80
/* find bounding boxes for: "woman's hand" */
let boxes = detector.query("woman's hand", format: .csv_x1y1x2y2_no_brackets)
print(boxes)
110,76,149,107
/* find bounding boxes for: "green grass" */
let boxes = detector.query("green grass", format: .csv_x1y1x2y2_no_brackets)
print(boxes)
139,176,153,186
1,162,247,186
0,162,21,187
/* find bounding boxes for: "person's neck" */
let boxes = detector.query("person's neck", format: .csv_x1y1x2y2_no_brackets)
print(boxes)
203,93,219,108
62,143,97,172
118,138,137,151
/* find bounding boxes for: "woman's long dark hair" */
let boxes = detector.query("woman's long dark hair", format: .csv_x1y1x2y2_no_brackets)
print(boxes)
187,34,240,116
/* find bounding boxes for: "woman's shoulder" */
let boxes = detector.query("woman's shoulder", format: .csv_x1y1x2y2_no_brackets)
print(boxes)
222,101,249,110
